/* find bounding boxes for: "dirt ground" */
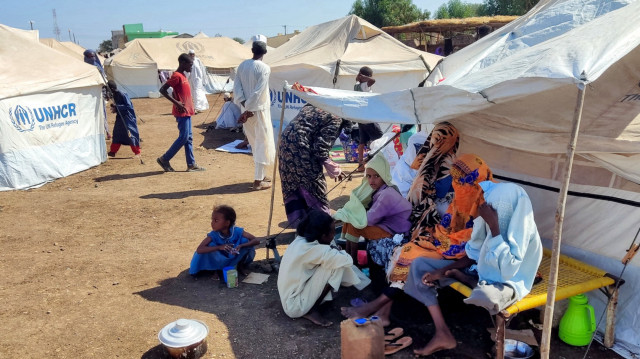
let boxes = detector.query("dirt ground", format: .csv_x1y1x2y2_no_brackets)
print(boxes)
0,94,622,359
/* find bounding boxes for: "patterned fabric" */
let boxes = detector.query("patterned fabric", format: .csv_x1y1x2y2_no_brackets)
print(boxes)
407,122,459,232
387,123,459,283
388,152,493,282
432,154,493,258
279,105,344,208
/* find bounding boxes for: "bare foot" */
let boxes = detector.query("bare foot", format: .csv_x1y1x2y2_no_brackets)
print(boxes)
302,310,332,327
413,331,457,356
340,306,372,319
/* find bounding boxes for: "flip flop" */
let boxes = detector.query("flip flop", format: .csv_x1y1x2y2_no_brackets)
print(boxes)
384,336,412,355
384,327,404,342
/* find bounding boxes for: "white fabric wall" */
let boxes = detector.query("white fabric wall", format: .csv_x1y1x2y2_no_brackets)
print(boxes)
110,66,159,99
0,86,106,190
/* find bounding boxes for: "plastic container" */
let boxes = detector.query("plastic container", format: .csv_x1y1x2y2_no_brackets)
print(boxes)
223,267,238,288
558,294,596,346
503,339,534,359
340,318,384,359
148,91,161,98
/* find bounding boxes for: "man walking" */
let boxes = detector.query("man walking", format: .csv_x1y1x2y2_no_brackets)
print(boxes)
233,39,275,190
156,53,205,172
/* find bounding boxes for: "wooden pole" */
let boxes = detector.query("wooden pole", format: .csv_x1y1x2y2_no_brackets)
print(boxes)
265,85,288,260
540,81,587,358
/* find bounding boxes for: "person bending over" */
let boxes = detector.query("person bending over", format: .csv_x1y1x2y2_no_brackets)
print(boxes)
277,210,370,327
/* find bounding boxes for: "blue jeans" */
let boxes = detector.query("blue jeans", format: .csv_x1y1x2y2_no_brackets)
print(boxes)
162,116,194,166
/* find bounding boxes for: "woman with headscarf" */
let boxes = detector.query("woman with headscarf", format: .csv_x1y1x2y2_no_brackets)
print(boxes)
341,153,491,329
334,154,412,265
83,49,111,139
279,105,351,226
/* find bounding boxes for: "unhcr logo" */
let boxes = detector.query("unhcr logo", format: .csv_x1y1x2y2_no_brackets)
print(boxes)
9,105,35,132
269,89,307,107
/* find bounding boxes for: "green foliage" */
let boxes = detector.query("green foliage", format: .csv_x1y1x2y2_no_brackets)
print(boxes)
98,40,113,53
479,0,540,16
349,0,430,27
232,37,245,44
435,0,482,19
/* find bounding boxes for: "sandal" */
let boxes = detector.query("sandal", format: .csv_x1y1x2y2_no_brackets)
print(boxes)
384,327,404,342
384,336,412,355
250,181,271,191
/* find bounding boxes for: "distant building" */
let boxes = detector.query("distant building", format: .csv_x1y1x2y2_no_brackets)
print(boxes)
111,30,125,49
122,23,178,43
267,30,300,48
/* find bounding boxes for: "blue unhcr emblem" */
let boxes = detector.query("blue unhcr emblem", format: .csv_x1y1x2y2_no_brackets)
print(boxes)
9,105,35,132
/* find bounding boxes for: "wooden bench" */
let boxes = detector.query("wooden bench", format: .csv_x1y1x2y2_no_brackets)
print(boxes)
448,248,623,359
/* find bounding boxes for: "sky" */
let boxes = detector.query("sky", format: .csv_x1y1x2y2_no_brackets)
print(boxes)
2,0,482,50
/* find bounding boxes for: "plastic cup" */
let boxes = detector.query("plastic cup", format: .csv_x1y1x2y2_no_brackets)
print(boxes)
222,266,235,283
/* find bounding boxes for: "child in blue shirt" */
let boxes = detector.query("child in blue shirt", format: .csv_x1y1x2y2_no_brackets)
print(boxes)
189,205,259,278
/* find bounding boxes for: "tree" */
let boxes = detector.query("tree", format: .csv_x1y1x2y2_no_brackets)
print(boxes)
98,39,113,53
479,0,540,16
349,0,430,27
232,37,245,44
435,0,482,19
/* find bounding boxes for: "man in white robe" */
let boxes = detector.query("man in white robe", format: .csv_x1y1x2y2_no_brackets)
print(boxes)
233,40,275,190
188,50,209,113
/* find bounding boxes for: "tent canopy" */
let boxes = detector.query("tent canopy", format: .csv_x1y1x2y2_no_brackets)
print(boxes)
39,38,104,63
291,1,640,355
265,15,443,127
110,37,251,70
266,15,441,78
0,25,104,99
0,24,106,191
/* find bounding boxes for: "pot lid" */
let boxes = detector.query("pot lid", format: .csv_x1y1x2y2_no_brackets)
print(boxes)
158,319,208,348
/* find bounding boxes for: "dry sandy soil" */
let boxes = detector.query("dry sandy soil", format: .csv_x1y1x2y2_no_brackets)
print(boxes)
0,95,621,359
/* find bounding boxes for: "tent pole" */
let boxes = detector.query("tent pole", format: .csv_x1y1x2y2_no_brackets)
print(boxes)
332,59,341,89
540,80,587,359
265,85,288,260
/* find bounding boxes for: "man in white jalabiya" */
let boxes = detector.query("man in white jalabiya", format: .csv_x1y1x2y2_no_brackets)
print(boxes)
233,39,275,191
188,49,209,113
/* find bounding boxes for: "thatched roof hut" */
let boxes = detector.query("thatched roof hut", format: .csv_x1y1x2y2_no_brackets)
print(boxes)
382,16,518,34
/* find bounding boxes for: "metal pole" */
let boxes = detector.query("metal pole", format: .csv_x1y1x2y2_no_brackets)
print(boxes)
540,80,587,358
265,85,287,260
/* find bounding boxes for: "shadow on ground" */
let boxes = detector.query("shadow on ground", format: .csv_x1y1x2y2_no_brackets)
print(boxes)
94,171,165,182
140,183,253,200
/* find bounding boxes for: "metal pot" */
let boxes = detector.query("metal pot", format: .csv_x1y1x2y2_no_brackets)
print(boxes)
158,319,209,359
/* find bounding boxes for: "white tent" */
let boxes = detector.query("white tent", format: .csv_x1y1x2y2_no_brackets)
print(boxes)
264,15,442,126
40,38,105,63
290,0,640,356
0,24,106,191
106,37,251,98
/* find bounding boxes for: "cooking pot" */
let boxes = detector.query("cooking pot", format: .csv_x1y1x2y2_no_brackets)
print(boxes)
158,319,209,359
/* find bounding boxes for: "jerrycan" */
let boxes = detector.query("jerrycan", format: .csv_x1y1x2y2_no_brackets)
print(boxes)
558,294,596,346
341,317,384,359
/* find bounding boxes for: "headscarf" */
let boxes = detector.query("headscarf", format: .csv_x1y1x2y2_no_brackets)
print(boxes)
407,122,459,244
83,49,105,77
333,154,395,229
433,153,494,259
